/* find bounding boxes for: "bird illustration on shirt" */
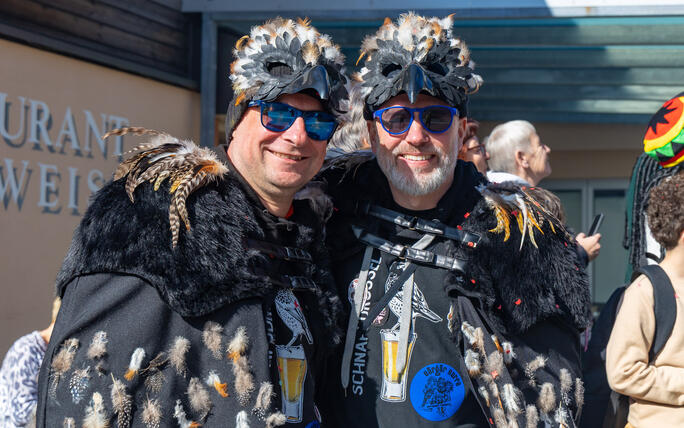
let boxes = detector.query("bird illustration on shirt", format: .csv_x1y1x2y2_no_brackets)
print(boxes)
275,289,314,346
385,263,442,330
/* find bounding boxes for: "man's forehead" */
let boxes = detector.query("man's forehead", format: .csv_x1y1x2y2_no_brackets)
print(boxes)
274,92,324,110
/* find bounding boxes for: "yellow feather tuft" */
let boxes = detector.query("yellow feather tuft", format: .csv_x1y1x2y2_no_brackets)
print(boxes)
215,381,229,397
297,16,311,27
169,177,182,193
234,92,246,106
356,51,367,66
235,35,250,50
431,21,441,37
515,211,524,234
124,369,136,381
425,38,434,51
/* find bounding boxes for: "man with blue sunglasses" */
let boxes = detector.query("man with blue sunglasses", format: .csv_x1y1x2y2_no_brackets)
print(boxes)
37,18,347,428
320,13,592,428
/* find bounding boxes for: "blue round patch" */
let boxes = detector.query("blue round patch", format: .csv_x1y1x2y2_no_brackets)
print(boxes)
409,363,465,421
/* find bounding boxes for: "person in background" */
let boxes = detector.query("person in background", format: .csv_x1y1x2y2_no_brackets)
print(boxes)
328,82,371,157
485,119,601,265
0,298,60,428
606,171,684,428
457,119,489,175
623,92,684,280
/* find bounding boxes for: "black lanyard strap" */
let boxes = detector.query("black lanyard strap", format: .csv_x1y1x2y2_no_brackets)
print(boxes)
351,226,468,273
361,263,418,331
357,201,481,248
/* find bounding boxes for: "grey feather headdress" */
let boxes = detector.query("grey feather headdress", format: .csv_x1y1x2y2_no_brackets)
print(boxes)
355,13,482,117
226,17,349,142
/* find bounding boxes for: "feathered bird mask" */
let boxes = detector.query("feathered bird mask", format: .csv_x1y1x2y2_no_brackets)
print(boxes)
355,13,482,118
226,17,349,142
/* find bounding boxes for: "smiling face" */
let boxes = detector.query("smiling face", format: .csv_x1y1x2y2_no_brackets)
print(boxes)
228,93,328,202
371,93,465,200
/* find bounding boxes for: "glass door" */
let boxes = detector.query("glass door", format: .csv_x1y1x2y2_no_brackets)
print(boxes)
543,179,629,307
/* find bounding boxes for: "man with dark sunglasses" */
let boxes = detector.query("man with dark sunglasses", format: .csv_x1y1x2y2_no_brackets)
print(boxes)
37,18,346,427
319,13,591,427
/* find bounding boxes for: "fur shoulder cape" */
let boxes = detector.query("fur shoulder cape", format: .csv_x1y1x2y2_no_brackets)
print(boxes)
320,153,592,335
56,134,336,321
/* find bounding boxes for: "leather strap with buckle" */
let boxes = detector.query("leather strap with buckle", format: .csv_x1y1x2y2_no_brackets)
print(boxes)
356,201,481,248
351,226,468,273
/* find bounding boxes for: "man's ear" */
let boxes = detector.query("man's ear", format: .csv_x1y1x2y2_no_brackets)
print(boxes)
457,118,467,151
367,121,379,154
515,150,529,168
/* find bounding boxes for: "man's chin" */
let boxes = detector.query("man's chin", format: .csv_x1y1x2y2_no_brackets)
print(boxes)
387,171,447,197
267,172,312,193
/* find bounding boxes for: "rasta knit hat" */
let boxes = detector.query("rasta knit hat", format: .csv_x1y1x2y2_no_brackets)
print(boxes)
354,13,483,119
225,17,349,143
644,92,684,168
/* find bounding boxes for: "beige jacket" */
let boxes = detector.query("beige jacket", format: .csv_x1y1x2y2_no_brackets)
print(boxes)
606,273,684,427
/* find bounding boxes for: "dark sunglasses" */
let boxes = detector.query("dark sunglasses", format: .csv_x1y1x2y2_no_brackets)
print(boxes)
373,105,460,135
248,100,337,141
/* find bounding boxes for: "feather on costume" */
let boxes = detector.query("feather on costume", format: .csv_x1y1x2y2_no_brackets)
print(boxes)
355,13,482,117
226,17,349,142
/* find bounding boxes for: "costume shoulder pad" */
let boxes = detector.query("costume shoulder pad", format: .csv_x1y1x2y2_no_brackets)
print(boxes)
107,127,229,247
477,182,572,249
320,150,374,185
464,182,591,333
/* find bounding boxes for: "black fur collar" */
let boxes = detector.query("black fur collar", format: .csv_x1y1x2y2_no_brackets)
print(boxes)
56,173,333,319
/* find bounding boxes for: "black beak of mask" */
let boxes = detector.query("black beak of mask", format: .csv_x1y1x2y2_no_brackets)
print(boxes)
400,64,434,104
287,65,331,101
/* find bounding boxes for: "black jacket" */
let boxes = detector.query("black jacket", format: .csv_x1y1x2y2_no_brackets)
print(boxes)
36,145,341,427
318,154,592,428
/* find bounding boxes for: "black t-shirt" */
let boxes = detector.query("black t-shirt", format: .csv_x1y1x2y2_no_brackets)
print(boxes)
324,160,489,427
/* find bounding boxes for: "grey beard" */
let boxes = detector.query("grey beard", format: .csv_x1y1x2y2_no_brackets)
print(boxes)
376,150,456,197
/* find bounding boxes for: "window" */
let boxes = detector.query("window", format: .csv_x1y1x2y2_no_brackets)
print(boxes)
543,179,629,307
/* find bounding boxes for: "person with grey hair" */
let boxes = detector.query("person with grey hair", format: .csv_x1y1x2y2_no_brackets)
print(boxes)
485,120,551,186
485,120,601,264
327,82,371,157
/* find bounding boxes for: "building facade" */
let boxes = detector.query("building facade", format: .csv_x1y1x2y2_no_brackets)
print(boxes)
0,0,201,354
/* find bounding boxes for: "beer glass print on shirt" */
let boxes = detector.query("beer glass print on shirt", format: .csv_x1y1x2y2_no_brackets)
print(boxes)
274,289,313,422
380,329,416,402
378,262,442,403
276,344,308,423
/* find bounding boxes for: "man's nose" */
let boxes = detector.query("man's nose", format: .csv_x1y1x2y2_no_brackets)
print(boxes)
404,112,428,144
282,117,308,145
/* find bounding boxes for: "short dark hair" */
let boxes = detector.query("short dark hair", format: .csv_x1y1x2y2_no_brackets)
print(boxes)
646,171,684,250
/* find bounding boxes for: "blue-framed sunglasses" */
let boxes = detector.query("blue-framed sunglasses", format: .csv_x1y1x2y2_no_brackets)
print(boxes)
373,105,461,135
248,100,338,141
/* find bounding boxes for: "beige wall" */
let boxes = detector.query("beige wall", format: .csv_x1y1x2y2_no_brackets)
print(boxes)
479,121,645,180
0,39,200,354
